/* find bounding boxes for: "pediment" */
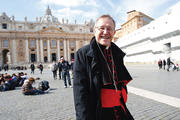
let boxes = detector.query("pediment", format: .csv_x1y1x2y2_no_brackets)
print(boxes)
40,26,64,33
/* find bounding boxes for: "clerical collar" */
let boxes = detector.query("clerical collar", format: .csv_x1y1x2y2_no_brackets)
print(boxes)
98,43,110,51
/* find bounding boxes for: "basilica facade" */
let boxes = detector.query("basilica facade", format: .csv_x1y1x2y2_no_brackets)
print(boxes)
0,7,94,65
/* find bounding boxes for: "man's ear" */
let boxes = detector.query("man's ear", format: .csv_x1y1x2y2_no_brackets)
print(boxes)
112,30,116,36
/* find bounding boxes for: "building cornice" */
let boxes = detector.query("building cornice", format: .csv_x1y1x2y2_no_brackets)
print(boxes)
126,45,180,57
119,30,180,49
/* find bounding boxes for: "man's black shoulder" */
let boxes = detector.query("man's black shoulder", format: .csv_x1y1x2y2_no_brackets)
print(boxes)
111,42,126,57
77,44,90,54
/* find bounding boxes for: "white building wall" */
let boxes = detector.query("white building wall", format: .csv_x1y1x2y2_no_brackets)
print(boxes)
171,50,180,61
116,2,180,64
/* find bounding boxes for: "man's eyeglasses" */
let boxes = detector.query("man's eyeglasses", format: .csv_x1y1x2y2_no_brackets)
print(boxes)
95,26,114,32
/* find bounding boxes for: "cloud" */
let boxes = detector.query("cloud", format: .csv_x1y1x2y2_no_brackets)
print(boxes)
40,0,99,7
120,0,171,16
53,7,98,24
166,1,180,14
40,0,99,24
85,0,99,7
40,0,86,7
104,0,115,8
114,0,172,28
38,0,177,28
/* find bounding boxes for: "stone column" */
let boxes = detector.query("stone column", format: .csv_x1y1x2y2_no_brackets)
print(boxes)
7,52,11,64
76,40,79,51
40,39,44,62
57,39,60,61
63,39,67,60
0,52,2,65
25,39,29,63
11,39,17,64
47,39,51,62
36,39,40,63
67,39,70,61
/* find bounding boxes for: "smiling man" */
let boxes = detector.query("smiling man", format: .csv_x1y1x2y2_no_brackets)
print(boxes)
73,15,134,120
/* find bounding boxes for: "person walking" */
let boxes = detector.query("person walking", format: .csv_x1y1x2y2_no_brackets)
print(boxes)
60,57,72,88
73,15,134,120
70,59,74,79
50,61,58,80
167,57,171,71
30,63,35,74
58,59,62,80
39,63,43,74
158,59,162,69
163,59,166,70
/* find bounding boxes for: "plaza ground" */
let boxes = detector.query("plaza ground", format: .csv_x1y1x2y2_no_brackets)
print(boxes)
0,64,180,120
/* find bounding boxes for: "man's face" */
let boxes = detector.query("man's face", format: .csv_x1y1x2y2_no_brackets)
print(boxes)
61,58,64,62
94,17,115,47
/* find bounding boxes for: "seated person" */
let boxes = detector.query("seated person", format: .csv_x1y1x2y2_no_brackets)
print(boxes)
0,74,5,91
0,75,14,91
0,74,4,84
176,64,179,71
22,77,47,95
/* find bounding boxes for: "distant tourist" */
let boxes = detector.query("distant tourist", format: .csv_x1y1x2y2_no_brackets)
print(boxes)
3,64,9,71
50,61,58,80
30,63,35,74
58,59,62,80
38,63,43,74
0,74,17,91
158,59,162,69
173,63,179,71
60,56,72,88
176,64,179,71
167,57,171,71
22,77,47,95
163,59,166,70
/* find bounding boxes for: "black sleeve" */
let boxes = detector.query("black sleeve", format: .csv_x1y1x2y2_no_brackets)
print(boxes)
67,61,71,69
73,50,89,120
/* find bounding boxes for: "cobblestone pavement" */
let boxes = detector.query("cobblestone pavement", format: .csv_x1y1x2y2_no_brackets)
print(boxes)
0,65,180,120
126,64,180,98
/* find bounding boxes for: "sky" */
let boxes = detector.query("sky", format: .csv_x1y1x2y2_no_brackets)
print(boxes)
0,0,179,28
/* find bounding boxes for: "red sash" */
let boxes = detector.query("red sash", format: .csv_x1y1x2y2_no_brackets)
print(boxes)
101,88,127,108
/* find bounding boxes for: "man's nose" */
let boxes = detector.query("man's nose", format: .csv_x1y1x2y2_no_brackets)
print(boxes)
103,28,108,34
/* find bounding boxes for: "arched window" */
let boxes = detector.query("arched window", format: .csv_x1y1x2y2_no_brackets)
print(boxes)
2,23,7,29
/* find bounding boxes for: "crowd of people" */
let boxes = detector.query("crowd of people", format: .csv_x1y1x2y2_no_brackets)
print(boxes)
158,57,179,71
30,62,44,74
0,56,74,94
0,64,27,71
0,72,28,92
0,56,74,92
0,71,49,95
